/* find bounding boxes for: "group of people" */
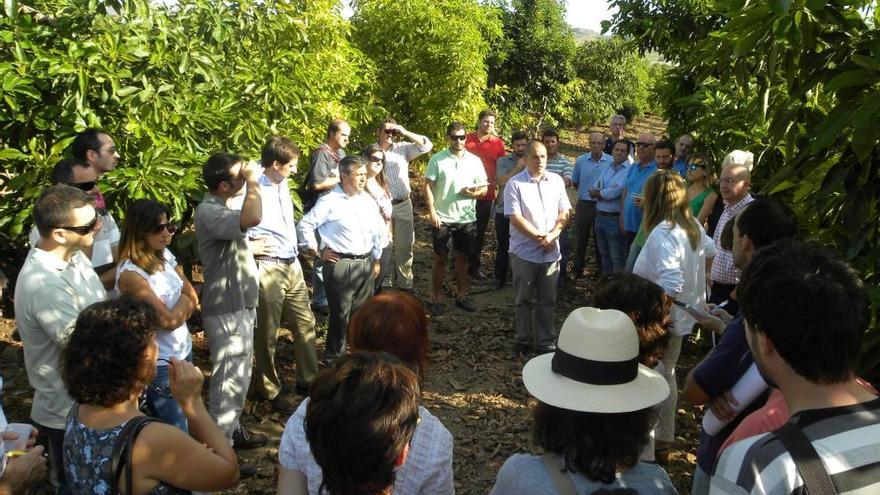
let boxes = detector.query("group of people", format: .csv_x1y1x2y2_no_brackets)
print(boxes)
1,112,878,495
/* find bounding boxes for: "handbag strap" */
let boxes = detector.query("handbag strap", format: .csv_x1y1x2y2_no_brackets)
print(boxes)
110,415,161,495
542,453,578,495
773,422,838,495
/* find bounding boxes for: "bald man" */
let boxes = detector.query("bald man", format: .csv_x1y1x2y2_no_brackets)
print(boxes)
571,132,613,277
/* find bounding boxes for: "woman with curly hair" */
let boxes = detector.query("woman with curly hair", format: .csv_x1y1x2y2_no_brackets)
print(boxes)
116,199,198,431
278,291,454,494
61,298,239,494
632,170,715,458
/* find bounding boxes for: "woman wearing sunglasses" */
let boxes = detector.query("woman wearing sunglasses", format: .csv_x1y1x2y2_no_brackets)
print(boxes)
116,199,199,432
362,144,393,292
685,153,718,226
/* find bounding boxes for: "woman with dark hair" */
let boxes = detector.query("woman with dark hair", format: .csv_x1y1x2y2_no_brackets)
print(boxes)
593,272,672,369
362,144,393,291
61,298,239,494
278,291,454,494
116,199,199,431
288,352,420,495
490,308,677,494
633,170,715,458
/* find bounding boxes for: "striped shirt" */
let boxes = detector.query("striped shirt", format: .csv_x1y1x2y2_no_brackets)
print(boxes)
383,137,433,200
711,397,880,494
711,194,754,285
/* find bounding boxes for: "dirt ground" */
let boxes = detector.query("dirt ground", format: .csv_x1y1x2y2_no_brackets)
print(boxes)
1,116,713,494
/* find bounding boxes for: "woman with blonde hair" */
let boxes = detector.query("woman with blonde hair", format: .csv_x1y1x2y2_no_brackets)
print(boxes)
633,170,715,459
116,199,199,431
685,153,718,226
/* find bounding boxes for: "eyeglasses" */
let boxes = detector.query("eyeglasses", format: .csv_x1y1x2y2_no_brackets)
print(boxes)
98,146,117,154
150,223,178,235
56,213,99,235
383,128,398,136
449,134,467,141
368,156,383,163
70,180,97,191
688,163,706,171
636,142,654,147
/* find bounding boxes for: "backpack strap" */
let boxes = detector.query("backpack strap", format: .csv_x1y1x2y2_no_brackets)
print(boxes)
110,415,163,495
542,453,578,495
773,422,838,495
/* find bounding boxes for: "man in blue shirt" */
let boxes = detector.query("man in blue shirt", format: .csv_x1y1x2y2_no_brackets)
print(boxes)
571,132,612,278
589,140,630,272
620,133,656,250
672,133,694,178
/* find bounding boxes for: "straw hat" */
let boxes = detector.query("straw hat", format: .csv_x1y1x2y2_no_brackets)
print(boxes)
522,307,669,413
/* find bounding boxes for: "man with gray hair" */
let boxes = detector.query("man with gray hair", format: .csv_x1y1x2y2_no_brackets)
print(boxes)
709,151,754,313
603,115,635,157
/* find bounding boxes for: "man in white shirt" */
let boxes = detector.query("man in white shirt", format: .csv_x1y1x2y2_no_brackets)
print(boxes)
298,155,384,362
15,185,107,494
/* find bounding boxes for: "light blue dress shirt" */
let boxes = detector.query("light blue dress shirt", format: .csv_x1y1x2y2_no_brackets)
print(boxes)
297,185,385,260
594,160,631,213
623,160,657,232
242,174,298,258
503,170,572,263
572,152,613,201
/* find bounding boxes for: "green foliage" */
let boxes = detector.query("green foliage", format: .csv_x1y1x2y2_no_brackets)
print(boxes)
351,0,501,141
0,0,374,243
609,0,880,378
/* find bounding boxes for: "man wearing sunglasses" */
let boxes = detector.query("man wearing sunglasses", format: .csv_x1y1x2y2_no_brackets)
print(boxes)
15,185,107,494
376,118,433,292
424,122,488,316
28,157,120,289
620,133,657,251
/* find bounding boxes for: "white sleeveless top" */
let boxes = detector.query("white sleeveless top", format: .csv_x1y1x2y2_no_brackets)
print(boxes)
116,248,192,361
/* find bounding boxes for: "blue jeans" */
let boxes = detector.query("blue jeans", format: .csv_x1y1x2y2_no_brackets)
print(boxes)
146,352,191,432
595,214,626,272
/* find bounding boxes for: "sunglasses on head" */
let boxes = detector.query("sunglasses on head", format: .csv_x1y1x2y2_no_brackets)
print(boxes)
150,223,178,235
70,180,97,192
449,134,466,141
57,213,99,236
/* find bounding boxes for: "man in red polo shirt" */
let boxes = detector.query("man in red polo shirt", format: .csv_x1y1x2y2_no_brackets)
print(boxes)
465,109,506,280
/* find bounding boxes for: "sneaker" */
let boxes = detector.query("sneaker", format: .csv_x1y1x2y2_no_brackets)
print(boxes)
239,461,257,479
454,297,477,312
270,393,297,415
233,423,268,449
428,302,444,317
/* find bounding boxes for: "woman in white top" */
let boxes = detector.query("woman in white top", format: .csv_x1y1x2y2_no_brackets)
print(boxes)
633,170,715,456
362,144,394,292
278,291,454,495
116,199,199,432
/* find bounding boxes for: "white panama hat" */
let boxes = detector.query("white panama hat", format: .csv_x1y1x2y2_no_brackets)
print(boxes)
522,307,669,413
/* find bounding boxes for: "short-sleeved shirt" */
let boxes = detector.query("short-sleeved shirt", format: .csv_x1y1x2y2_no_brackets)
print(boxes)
384,137,433,200
465,132,506,201
691,315,769,473
494,153,522,214
504,170,572,263
194,193,258,317
711,397,880,494
279,398,455,495
572,152,613,201
623,160,657,232
309,145,346,196
15,248,106,429
28,209,120,268
424,148,488,224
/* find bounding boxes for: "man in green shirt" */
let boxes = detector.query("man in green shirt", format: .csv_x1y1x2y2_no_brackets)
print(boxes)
424,122,488,316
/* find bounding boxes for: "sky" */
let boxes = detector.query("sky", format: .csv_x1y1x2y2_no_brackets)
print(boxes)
565,0,615,33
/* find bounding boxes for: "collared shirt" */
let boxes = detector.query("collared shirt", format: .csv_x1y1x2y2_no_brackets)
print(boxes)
673,158,688,178
494,152,522,214
711,194,755,284
297,185,385,260
465,132,506,201
595,160,631,212
572,152,613,201
504,170,572,263
194,193,259,316
424,148,488,224
546,154,573,181
623,160,657,232
239,174,299,259
383,137,433,200
14,248,106,429
604,137,635,157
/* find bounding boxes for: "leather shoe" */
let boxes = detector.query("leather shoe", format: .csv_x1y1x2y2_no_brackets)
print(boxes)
239,461,257,479
454,297,477,312
270,394,297,415
233,422,268,449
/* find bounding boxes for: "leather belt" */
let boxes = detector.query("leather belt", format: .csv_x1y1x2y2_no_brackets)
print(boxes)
597,211,620,217
254,255,296,264
392,195,410,205
337,252,371,260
